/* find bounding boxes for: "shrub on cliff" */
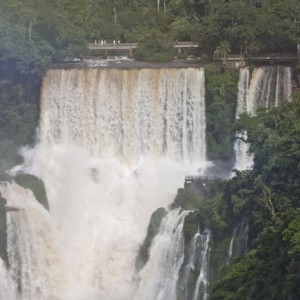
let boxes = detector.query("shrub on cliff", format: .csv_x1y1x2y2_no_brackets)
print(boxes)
211,95,300,299
134,30,175,62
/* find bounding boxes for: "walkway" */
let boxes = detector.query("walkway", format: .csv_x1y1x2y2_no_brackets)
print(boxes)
88,41,199,56
214,53,298,64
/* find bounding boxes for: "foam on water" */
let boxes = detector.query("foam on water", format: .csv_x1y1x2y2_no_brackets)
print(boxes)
2,67,207,299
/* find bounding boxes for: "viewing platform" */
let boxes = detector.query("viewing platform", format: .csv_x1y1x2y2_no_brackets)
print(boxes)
184,175,203,188
214,53,299,67
247,53,298,63
184,176,216,189
89,42,138,51
185,176,202,185
88,41,199,56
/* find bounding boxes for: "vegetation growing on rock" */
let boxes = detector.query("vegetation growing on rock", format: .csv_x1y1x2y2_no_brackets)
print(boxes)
169,94,300,298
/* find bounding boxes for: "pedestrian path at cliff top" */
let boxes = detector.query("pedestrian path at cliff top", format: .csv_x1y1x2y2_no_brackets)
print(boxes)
88,41,199,51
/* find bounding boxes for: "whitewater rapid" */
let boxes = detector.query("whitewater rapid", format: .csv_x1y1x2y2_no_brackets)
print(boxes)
1,67,208,300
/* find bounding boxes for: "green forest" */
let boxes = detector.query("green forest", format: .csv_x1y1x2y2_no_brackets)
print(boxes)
172,95,300,299
0,0,299,71
211,97,300,299
0,0,300,299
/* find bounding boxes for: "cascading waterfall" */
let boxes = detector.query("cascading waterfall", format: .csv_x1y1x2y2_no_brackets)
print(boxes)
136,209,212,300
0,182,65,300
227,227,237,264
192,229,211,300
226,219,249,265
134,209,189,300
134,211,211,300
234,66,292,171
0,257,17,300
2,67,207,300
40,68,206,163
233,67,251,171
180,230,201,300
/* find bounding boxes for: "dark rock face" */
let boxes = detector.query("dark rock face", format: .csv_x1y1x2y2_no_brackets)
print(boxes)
136,207,167,271
14,174,49,211
0,173,49,211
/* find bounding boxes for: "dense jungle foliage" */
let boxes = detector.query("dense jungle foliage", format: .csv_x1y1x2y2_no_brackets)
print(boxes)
210,94,300,300
174,95,300,299
0,0,299,67
205,66,239,161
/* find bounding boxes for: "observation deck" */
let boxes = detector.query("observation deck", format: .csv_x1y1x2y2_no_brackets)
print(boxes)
213,53,298,67
88,41,199,56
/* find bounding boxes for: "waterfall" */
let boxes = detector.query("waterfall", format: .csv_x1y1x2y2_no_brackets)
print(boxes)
192,229,211,300
180,230,201,300
137,212,212,300
0,182,66,300
40,68,206,163
234,66,292,171
134,209,189,300
227,227,237,264
226,219,249,265
134,210,211,300
2,67,207,299
0,257,17,300
233,67,252,171
233,219,249,257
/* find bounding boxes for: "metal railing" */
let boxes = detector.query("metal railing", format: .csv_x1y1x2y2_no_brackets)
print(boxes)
88,41,199,50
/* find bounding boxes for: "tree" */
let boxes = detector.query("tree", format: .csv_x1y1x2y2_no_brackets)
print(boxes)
170,17,197,40
216,41,231,59
211,95,300,300
205,66,238,160
134,29,175,62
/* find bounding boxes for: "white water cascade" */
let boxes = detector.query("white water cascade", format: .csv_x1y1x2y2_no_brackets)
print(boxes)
0,182,65,300
192,229,211,300
40,68,206,163
134,209,189,300
180,229,201,299
134,210,211,300
234,66,292,171
0,256,17,300
2,67,207,300
226,218,249,265
227,227,237,264
233,67,251,171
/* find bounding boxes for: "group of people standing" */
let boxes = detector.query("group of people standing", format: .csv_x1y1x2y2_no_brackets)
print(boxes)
94,40,121,46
